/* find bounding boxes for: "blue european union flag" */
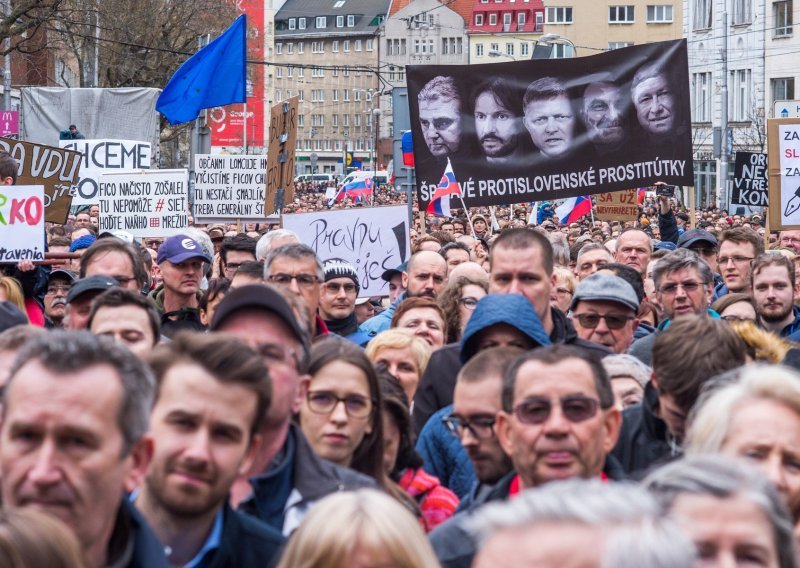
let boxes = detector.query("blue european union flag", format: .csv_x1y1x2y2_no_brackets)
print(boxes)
156,15,247,125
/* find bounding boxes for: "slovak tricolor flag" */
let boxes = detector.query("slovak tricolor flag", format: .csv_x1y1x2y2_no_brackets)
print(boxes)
402,131,414,167
427,159,462,217
555,196,592,224
336,177,374,203
637,188,647,204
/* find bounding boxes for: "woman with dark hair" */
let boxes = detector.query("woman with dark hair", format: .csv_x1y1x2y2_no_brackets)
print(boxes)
379,369,459,532
198,277,231,327
436,275,488,344
391,296,447,350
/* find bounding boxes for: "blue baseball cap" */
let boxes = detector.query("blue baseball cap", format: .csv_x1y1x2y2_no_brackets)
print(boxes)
157,235,212,264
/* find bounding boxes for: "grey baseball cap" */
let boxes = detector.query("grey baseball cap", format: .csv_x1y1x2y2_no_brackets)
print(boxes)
570,273,639,312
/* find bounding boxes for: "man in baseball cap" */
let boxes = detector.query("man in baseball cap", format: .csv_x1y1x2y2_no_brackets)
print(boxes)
319,258,368,344
381,261,407,303
64,274,119,330
570,272,640,354
149,235,211,337
677,228,723,291
44,268,76,328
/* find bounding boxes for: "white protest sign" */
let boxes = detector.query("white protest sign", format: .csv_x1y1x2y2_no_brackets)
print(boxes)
193,154,267,222
97,169,189,237
0,185,45,263
59,139,152,206
778,123,800,227
283,205,411,297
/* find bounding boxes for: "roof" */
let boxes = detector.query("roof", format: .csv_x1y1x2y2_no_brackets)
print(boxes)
466,0,545,34
276,0,391,37
389,0,473,24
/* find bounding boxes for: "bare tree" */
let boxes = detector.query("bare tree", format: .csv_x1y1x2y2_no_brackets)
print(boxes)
0,0,70,54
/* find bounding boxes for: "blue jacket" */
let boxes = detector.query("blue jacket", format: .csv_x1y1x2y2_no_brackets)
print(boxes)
779,306,800,339
361,292,406,337
121,499,170,567
201,503,285,568
537,203,554,225
415,405,476,499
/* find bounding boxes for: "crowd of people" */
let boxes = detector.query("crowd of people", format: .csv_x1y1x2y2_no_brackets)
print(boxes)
3,144,800,567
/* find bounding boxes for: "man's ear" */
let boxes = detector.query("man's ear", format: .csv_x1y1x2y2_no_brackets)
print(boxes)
292,374,311,415
401,271,409,290
239,433,262,476
495,410,514,458
124,435,154,494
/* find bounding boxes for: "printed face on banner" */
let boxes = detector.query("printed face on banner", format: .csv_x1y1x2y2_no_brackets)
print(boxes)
407,39,693,210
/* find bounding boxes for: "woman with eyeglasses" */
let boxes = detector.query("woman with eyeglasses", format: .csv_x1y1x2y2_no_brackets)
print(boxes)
436,275,489,344
712,292,758,324
549,266,576,314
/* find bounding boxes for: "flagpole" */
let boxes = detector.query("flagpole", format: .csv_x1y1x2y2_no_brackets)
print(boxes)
243,102,248,153
458,196,477,239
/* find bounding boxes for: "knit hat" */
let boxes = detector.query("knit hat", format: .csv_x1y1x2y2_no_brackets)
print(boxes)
601,354,652,389
323,258,359,290
70,234,96,253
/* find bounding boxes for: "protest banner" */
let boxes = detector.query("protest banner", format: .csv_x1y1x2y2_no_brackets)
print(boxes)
406,39,693,211
193,154,267,222
59,139,152,206
265,97,298,215
0,137,80,223
596,189,639,222
0,185,45,263
283,205,410,297
769,119,800,229
731,152,768,207
97,169,189,237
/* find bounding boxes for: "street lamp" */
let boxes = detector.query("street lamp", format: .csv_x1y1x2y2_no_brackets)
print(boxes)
488,49,517,60
538,33,577,58
371,107,381,204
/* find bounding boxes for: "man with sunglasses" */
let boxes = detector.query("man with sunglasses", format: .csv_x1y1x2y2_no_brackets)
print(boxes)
431,345,623,568
570,273,640,354
319,258,368,345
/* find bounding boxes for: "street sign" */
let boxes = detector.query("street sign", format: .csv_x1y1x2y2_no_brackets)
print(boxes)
774,100,800,119
0,111,18,139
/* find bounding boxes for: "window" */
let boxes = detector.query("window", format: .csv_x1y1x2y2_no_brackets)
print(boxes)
489,13,497,25
332,40,339,52
355,40,362,51
332,89,339,102
298,42,304,54
312,41,324,53
551,43,572,58
289,18,296,30
732,0,752,24
343,67,350,77
298,90,304,101
275,89,282,100
413,39,435,54
287,43,294,54
692,72,711,122
298,115,304,127
316,16,326,28
506,43,514,56
276,42,283,54
344,90,350,101
772,77,795,103
355,90,362,102
476,13,484,25
608,41,634,49
299,17,306,29
355,114,361,127
646,5,673,22
337,15,344,27
609,6,635,23
503,13,512,27
521,42,530,56
333,66,339,77
400,39,407,54
344,40,350,52
730,69,752,121
774,1,793,36
347,15,355,26
312,114,324,127
335,140,342,151
546,7,573,23
366,39,373,51
298,66,304,78
344,114,350,126
276,66,283,78
476,43,484,57
287,66,293,77
312,67,324,77
693,0,712,29
332,114,339,127
312,89,324,102
518,12,526,27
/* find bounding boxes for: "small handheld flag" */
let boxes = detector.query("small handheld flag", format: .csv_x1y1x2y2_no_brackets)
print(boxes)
427,159,462,217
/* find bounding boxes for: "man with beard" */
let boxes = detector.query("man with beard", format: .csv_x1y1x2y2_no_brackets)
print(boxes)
581,79,628,158
418,76,463,161
751,254,800,338
522,77,576,160
136,333,285,567
472,77,526,167
43,269,75,328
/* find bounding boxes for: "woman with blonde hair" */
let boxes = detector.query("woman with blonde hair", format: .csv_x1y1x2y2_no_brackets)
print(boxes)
0,277,28,320
365,329,431,403
276,489,441,568
686,364,800,512
0,508,88,567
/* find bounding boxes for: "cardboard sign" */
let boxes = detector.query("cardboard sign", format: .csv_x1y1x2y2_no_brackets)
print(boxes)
193,154,267,222
596,189,639,222
265,97,298,215
59,139,152,206
283,205,411,297
768,118,800,229
97,169,189,237
0,185,45,263
731,152,768,207
0,137,80,223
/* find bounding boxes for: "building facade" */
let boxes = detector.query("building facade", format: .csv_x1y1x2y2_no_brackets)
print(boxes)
467,0,546,64
764,0,796,116
274,0,390,175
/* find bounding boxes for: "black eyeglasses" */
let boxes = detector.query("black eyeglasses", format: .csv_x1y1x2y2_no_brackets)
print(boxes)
306,390,372,418
721,315,756,323
442,414,496,439
513,396,600,425
458,297,480,310
572,313,634,330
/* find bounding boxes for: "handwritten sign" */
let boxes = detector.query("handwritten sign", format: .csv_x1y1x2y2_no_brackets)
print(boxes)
0,137,81,224
59,139,152,206
193,154,267,222
265,97,298,214
0,185,45,263
768,118,800,229
97,169,189,238
283,205,411,297
732,152,768,207
596,189,638,222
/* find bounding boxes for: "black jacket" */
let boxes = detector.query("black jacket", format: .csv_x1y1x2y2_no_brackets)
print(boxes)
239,423,375,534
413,307,611,434
611,382,680,477
659,209,680,244
114,499,169,567
200,503,285,568
430,457,627,568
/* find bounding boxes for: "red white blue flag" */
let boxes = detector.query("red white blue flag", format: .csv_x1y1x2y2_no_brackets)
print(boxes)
336,177,374,204
555,196,592,224
427,159,462,217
